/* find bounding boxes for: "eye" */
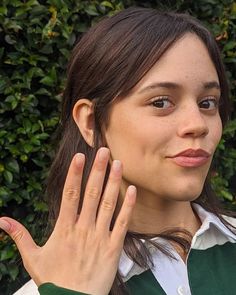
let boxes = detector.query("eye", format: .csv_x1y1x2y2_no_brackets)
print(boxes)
199,97,219,110
151,96,174,109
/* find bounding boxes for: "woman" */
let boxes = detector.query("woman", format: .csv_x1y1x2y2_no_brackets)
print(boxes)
1,7,236,295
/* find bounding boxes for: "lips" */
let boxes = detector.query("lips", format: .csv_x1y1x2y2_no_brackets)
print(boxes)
168,149,211,168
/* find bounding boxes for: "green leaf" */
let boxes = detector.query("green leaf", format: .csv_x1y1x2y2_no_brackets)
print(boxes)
3,170,13,183
0,131,7,138
84,5,99,16
0,249,15,260
0,164,4,173
22,118,32,133
35,88,51,95
30,137,40,145
0,6,8,15
20,154,28,162
35,133,49,140
221,190,234,201
232,2,236,14
22,143,34,153
224,41,236,51
5,35,16,45
0,263,7,274
5,159,19,174
223,119,236,135
40,76,54,86
8,265,19,280
101,1,114,9
34,201,48,211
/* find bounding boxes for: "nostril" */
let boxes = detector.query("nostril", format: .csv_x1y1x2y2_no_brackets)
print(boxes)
177,119,209,138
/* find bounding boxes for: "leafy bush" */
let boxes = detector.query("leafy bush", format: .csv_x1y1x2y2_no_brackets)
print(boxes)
0,0,235,294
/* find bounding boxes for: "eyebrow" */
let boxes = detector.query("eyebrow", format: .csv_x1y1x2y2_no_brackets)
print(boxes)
137,81,221,94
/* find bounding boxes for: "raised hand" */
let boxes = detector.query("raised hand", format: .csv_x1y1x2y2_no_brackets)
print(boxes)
0,147,136,295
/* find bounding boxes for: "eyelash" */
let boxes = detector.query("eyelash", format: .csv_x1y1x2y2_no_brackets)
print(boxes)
150,96,219,110
151,96,173,109
198,97,219,110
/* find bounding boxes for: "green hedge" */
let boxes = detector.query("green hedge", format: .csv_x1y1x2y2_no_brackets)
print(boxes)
0,0,235,293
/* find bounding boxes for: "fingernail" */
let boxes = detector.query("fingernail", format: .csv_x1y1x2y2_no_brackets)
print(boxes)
112,160,121,172
98,147,109,161
75,153,85,168
127,186,137,205
0,219,11,232
128,185,137,196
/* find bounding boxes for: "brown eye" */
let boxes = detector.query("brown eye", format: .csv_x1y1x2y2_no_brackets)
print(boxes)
151,97,173,109
199,98,219,110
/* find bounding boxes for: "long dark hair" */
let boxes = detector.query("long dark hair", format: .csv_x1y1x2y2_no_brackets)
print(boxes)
45,7,232,294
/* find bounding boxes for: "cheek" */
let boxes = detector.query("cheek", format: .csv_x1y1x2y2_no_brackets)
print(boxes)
211,117,222,146
105,121,173,177
104,102,175,163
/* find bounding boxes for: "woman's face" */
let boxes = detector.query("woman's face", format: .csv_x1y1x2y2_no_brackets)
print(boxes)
104,33,222,202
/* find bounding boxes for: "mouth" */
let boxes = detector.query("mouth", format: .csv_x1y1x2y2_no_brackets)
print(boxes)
168,149,211,168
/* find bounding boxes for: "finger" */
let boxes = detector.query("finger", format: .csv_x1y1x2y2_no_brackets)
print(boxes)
0,217,38,260
79,147,110,227
111,185,136,247
57,153,85,227
96,160,122,231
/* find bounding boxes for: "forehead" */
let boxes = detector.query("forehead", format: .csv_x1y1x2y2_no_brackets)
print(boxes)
133,33,219,92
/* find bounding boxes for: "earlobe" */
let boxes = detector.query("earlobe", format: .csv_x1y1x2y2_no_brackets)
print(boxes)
72,99,95,147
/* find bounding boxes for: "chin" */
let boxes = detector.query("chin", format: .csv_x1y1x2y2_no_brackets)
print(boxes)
167,172,207,200
170,185,204,202
173,194,200,202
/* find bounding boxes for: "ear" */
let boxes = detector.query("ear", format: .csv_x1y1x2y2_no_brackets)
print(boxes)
72,99,94,147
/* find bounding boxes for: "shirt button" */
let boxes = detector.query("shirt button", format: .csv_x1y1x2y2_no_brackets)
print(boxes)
177,285,185,295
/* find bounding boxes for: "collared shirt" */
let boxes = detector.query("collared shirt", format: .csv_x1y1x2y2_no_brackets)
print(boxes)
119,203,236,295
14,204,236,295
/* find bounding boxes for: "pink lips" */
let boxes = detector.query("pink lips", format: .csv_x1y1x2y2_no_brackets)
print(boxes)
169,149,211,168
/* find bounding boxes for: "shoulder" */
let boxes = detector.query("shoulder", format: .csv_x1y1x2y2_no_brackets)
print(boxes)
13,279,39,295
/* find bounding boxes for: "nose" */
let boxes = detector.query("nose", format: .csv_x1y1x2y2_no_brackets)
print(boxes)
177,105,209,138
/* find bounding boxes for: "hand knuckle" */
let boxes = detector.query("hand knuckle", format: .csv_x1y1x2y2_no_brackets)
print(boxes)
102,199,114,211
118,218,128,229
77,226,89,240
12,229,24,243
86,187,100,199
109,173,120,183
94,161,105,171
65,187,80,200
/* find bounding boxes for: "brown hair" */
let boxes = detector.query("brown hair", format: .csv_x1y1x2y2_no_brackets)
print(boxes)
45,7,232,294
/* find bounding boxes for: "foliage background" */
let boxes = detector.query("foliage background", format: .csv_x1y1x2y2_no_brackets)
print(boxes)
0,0,235,294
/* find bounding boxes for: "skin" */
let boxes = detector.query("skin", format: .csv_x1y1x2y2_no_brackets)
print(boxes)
0,33,222,294
104,33,222,236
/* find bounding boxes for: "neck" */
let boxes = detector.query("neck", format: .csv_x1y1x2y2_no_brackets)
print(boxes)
117,185,202,237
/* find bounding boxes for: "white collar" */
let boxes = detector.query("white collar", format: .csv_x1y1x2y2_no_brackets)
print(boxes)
119,203,236,280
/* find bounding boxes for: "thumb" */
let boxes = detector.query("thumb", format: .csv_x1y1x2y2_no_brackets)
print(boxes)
0,217,38,260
